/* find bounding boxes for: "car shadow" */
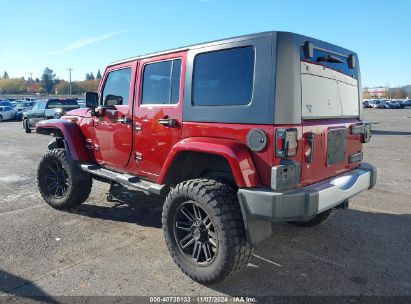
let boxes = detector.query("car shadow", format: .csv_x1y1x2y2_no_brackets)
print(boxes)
68,183,164,228
0,269,58,303
61,185,410,297
372,130,411,136
209,210,411,297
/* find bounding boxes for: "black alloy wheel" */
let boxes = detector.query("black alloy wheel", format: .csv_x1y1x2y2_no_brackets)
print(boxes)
162,179,253,284
173,201,218,266
37,148,92,209
43,159,69,198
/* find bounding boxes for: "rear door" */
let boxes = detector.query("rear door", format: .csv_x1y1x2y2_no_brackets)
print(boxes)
129,52,185,180
300,48,363,185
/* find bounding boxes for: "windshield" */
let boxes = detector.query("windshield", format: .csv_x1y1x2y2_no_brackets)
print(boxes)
47,99,79,108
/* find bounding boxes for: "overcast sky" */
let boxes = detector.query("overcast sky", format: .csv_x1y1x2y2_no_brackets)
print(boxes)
1,0,410,87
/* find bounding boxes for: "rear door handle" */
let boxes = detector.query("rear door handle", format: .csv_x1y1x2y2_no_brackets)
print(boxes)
158,118,177,127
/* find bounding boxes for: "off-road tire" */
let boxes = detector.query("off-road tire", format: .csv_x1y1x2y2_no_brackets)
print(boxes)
24,119,31,133
162,178,253,284
290,209,333,227
37,148,92,209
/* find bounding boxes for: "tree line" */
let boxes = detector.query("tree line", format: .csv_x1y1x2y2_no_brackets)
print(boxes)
0,68,102,95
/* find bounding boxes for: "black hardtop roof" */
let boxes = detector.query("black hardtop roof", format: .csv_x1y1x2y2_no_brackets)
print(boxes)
109,31,356,67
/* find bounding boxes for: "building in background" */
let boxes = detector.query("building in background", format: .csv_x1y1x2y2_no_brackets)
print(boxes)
363,87,389,99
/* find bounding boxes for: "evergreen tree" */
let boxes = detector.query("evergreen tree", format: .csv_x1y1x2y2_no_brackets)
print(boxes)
41,67,56,94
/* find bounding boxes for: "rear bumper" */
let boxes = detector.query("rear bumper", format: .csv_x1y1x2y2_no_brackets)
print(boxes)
238,162,377,245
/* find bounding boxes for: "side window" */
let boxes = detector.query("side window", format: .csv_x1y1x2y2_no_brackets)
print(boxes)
5,107,12,111
31,103,39,110
192,47,255,106
0,108,3,112
102,68,132,106
141,59,181,105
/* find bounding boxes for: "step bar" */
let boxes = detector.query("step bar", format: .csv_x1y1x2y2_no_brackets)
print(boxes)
79,163,164,196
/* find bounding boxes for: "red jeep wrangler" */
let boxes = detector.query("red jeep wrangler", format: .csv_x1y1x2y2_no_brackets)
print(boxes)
36,31,376,283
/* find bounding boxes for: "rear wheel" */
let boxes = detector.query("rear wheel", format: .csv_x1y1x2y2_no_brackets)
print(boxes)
0,115,3,122
37,148,92,209
162,179,252,284
289,209,333,227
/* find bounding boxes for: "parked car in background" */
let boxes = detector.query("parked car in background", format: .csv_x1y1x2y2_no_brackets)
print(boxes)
0,106,17,122
369,100,386,108
363,100,371,108
22,99,79,133
384,100,402,109
401,100,411,108
76,98,86,108
15,101,34,111
14,101,34,120
0,100,15,108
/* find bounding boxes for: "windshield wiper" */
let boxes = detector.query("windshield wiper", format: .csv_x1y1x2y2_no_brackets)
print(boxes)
317,55,344,64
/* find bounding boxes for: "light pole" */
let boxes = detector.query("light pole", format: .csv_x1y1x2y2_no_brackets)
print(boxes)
68,68,73,95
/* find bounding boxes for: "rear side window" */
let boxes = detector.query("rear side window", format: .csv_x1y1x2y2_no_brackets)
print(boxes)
192,47,255,106
102,68,132,106
141,59,182,105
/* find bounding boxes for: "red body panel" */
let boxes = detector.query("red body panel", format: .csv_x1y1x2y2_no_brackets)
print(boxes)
301,119,362,186
36,119,92,162
181,122,273,187
157,136,261,187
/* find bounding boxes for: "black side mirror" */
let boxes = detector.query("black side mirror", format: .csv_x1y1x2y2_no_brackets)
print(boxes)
85,92,98,109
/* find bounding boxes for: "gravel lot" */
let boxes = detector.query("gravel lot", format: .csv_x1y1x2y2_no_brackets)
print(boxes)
0,109,410,301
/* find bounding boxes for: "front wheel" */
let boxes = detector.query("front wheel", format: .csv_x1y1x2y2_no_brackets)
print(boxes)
23,119,31,133
37,148,92,209
162,179,253,284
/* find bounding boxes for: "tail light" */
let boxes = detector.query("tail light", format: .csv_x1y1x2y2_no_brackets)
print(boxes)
275,128,298,158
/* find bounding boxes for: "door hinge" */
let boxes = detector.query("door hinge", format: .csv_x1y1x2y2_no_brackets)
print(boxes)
135,152,143,161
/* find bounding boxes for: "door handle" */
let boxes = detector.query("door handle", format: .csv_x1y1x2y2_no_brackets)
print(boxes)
158,118,177,127
117,116,132,124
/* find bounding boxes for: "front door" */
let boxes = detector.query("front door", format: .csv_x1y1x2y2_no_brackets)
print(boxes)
92,63,136,169
131,52,186,180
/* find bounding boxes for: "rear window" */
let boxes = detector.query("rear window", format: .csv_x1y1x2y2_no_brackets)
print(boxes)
192,47,255,106
300,46,359,119
300,48,358,79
